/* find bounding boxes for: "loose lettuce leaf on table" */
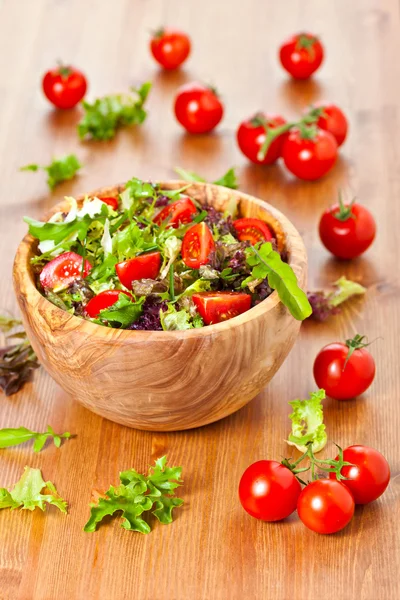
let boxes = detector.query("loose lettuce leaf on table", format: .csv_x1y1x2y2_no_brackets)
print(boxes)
287,389,327,453
0,467,67,513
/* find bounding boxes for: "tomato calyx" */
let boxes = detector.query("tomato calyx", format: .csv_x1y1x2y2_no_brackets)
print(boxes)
333,192,356,221
296,34,318,59
344,333,371,368
56,61,72,79
282,442,355,485
152,27,165,39
297,122,319,140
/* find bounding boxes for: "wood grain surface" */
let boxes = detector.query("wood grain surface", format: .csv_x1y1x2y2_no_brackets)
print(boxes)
0,0,399,599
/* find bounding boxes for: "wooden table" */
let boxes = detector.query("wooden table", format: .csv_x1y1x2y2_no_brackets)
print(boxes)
1,1,399,598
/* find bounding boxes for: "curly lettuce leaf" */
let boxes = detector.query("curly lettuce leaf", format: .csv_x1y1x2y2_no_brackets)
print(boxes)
174,166,238,190
160,305,193,330
20,154,82,190
287,389,327,453
97,294,145,328
84,456,183,533
0,467,67,513
243,243,312,320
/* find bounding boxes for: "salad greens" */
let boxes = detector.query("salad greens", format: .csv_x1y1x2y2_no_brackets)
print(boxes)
24,176,311,330
84,455,183,533
174,166,239,189
0,314,39,396
308,276,366,321
286,389,327,453
0,467,67,513
78,82,151,140
20,154,82,190
0,425,71,452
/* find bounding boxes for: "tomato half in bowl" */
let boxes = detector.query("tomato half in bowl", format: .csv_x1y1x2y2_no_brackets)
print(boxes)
193,292,251,325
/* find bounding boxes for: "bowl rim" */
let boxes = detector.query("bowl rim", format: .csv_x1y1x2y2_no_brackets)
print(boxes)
13,180,308,341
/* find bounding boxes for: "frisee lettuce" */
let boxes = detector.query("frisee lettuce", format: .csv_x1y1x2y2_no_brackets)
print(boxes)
84,456,183,533
287,389,327,453
20,154,82,190
0,467,67,513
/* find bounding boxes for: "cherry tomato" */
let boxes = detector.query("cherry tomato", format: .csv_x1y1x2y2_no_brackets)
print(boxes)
174,83,224,134
181,223,215,269
40,251,91,291
99,197,118,211
330,445,390,504
319,201,376,259
42,64,87,109
279,33,324,80
236,113,287,165
116,252,161,290
233,218,273,244
150,28,191,70
154,197,197,228
85,290,132,318
297,479,355,534
192,292,251,325
282,126,337,181
239,460,301,521
313,335,376,400
312,103,348,147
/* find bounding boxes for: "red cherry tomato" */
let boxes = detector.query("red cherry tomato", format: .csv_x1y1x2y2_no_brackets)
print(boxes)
85,290,132,318
174,83,224,134
42,64,87,109
150,28,191,70
181,223,215,269
312,103,348,147
313,335,376,400
239,460,301,521
236,113,287,165
99,197,118,211
192,292,251,325
319,201,376,259
233,218,273,245
282,127,337,181
330,445,390,505
297,479,355,534
40,251,91,291
279,33,324,79
153,197,197,228
116,252,161,290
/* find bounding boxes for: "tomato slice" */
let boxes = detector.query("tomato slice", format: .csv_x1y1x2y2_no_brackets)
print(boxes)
116,251,161,290
85,290,132,318
99,196,118,210
192,292,251,325
233,218,273,244
181,223,215,269
39,251,92,291
153,196,197,228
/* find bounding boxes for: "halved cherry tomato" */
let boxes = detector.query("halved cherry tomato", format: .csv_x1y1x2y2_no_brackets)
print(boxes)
153,197,197,228
236,113,287,165
233,218,273,244
39,251,91,291
42,64,87,109
279,33,324,80
150,28,191,70
192,292,251,325
174,83,224,134
116,252,161,290
297,479,355,534
85,290,132,318
329,445,390,505
99,197,118,211
181,223,215,269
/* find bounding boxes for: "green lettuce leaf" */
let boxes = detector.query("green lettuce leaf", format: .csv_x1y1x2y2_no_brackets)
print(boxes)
78,82,152,141
97,294,145,328
160,305,192,330
174,166,238,189
287,389,327,453
84,456,183,533
243,243,312,320
0,425,70,452
20,154,82,190
0,467,67,513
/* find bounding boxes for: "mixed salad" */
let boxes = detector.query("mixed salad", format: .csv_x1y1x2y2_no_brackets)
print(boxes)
24,177,311,331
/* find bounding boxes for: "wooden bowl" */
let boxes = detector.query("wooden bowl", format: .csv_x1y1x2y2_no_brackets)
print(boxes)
13,181,307,431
